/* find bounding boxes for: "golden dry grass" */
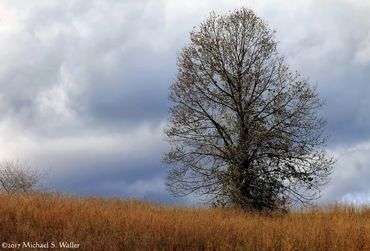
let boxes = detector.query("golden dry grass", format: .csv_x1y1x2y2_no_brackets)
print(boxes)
0,192,369,251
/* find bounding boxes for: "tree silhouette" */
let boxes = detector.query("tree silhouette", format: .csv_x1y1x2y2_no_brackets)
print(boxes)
164,8,334,211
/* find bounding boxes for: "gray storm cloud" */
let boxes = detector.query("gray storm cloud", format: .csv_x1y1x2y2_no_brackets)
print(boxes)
0,0,369,204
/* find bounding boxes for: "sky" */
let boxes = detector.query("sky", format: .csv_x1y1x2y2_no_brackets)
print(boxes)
0,0,370,205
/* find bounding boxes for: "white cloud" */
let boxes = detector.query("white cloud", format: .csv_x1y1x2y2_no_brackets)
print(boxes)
0,120,167,164
321,142,370,203
354,34,370,65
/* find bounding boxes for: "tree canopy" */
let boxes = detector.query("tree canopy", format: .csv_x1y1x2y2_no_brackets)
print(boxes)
164,8,334,211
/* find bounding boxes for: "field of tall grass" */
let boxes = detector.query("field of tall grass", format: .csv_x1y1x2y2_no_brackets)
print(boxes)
0,192,369,250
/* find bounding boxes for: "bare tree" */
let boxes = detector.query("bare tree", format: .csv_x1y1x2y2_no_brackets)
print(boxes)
0,160,43,193
164,8,334,211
